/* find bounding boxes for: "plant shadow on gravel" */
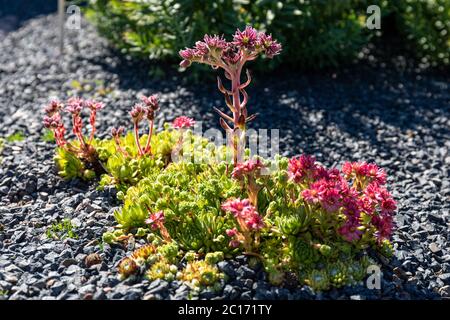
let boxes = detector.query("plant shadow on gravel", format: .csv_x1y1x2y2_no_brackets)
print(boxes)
87,47,449,160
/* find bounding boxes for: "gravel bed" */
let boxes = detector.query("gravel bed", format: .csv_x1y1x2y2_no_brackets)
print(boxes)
0,14,449,300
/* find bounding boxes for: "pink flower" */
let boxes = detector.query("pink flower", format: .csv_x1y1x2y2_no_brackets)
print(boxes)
302,178,346,213
222,44,241,65
243,207,265,230
381,197,396,214
65,97,84,114
130,103,146,123
342,161,386,185
177,27,281,166
221,198,251,217
179,48,196,67
226,228,238,237
229,240,241,248
320,188,342,213
341,162,354,176
371,213,394,242
222,198,264,231
45,100,63,116
140,95,159,111
301,189,319,204
43,113,63,129
338,220,363,242
258,33,282,58
364,183,396,215
179,48,196,60
172,116,195,129
231,158,264,179
233,26,258,50
179,59,192,68
361,182,396,241
194,41,209,56
314,167,341,182
288,155,317,183
341,187,363,218
145,211,165,230
204,34,227,50
85,100,105,111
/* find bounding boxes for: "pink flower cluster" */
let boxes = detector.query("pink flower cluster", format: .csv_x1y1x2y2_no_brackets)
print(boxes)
222,198,265,249
43,97,104,148
131,95,159,123
288,155,317,183
342,161,387,186
172,116,195,129
179,26,281,69
43,100,66,146
290,155,396,243
231,158,264,179
223,199,264,230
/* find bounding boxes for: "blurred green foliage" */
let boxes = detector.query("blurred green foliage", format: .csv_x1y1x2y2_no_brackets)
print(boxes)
84,0,449,69
393,0,449,67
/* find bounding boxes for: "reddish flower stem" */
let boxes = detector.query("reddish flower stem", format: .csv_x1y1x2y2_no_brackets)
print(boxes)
72,115,87,150
143,120,154,155
231,64,245,165
88,110,97,144
133,122,144,156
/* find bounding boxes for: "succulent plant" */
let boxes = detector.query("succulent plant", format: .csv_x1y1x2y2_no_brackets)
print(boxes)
146,258,174,281
288,237,320,267
118,257,139,279
180,260,223,288
156,242,180,264
305,269,330,292
205,252,224,265
130,244,157,265
327,262,348,288
379,239,394,258
275,206,311,236
44,30,397,292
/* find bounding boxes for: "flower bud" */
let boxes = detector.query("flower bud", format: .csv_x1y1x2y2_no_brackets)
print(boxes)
85,100,105,111
140,94,159,111
45,100,63,115
130,103,146,123
66,97,84,114
179,59,191,68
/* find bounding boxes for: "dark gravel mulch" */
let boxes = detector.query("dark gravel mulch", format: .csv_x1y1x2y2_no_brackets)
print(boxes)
0,14,449,300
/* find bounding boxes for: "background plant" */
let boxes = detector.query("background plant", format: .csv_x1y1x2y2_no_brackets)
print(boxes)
83,0,449,70
46,219,79,240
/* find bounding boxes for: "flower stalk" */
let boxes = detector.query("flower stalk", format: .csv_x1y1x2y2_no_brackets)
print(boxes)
179,26,281,166
43,98,107,175
125,95,160,157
